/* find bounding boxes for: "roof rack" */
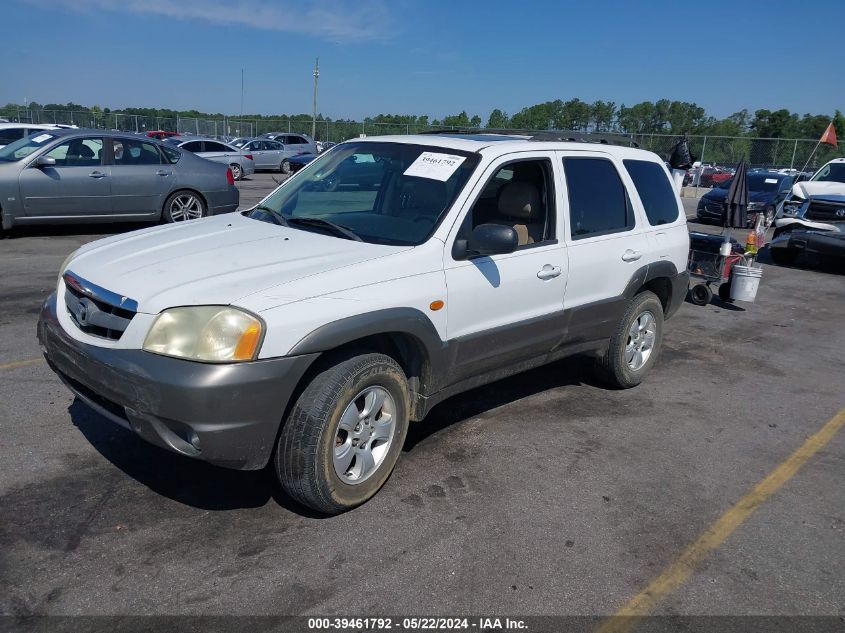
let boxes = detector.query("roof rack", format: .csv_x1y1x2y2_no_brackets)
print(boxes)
419,128,639,148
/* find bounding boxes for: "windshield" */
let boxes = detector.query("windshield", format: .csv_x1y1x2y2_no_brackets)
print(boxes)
249,141,480,246
811,162,845,184
0,132,58,162
717,174,787,192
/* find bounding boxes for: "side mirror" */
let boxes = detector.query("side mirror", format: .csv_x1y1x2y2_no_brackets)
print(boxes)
463,223,518,258
35,155,56,168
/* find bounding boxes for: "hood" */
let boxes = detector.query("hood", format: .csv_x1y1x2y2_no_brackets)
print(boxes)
702,188,776,204
791,180,845,199
64,213,410,314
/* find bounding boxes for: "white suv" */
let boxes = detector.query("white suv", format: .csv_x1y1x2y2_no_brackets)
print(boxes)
38,133,690,514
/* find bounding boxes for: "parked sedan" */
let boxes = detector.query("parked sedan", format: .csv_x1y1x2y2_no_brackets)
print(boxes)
240,138,297,173
165,137,255,181
696,171,794,227
261,132,319,156
0,129,238,229
288,152,318,172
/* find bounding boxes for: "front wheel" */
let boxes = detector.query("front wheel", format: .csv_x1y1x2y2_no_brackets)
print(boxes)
280,159,291,174
229,162,243,181
594,291,664,389
275,353,410,514
163,190,206,223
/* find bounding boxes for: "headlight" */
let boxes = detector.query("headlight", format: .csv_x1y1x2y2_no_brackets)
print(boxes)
143,306,263,362
58,249,79,285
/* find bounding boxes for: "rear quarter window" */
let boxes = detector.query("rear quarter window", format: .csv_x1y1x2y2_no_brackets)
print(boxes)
623,159,680,226
161,145,181,164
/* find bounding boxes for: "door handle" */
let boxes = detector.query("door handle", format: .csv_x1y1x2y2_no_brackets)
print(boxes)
88,171,106,179
621,249,642,262
156,170,171,177
537,264,562,280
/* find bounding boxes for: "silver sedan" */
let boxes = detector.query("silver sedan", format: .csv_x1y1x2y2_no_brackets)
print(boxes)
240,138,298,174
0,129,239,229
165,137,255,181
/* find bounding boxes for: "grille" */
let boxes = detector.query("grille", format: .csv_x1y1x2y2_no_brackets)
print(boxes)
805,199,845,223
63,272,137,341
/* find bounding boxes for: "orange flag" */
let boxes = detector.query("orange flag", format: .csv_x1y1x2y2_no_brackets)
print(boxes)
820,121,837,147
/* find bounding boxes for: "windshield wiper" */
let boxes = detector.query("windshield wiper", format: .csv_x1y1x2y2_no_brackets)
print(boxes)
252,205,289,226
287,217,363,242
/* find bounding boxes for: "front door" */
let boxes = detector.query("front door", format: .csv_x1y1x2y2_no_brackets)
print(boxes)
19,136,112,218
444,152,568,384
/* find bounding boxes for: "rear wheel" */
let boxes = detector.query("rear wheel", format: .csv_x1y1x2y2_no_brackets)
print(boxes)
229,163,243,180
275,353,410,514
594,291,664,389
163,190,206,223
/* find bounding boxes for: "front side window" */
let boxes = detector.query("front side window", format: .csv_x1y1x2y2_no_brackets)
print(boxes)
624,159,679,226
458,158,555,248
46,137,103,167
112,139,162,165
250,141,479,246
563,157,633,239
0,132,58,162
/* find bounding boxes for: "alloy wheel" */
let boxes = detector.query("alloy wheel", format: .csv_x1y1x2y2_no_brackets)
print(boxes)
333,386,396,485
625,310,657,370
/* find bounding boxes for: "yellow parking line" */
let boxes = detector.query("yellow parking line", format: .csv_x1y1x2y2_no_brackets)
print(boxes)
596,406,845,633
0,358,44,371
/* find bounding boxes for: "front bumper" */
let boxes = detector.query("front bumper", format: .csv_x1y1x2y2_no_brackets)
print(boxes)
770,230,845,259
38,292,317,470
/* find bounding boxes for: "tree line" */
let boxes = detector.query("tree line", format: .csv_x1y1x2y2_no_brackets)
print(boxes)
3,99,843,141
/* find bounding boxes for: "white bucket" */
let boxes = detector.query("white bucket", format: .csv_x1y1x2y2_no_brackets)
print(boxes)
730,265,763,302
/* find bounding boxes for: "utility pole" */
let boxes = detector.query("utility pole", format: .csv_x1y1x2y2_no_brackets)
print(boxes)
240,68,244,121
312,57,319,139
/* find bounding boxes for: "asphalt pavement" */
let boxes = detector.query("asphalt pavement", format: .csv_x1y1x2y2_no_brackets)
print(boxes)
1,173,843,624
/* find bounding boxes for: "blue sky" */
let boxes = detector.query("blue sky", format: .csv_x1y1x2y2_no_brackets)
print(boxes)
2,0,843,120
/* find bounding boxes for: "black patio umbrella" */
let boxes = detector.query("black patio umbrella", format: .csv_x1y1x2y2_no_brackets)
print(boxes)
722,160,748,230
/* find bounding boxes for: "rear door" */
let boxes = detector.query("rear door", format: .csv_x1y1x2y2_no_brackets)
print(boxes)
109,137,171,217
264,140,285,168
19,135,112,217
621,158,688,273
557,150,649,342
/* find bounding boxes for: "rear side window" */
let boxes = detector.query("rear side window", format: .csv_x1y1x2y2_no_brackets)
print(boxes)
161,145,181,164
624,159,679,225
113,139,162,165
182,141,203,152
563,157,633,239
204,141,231,152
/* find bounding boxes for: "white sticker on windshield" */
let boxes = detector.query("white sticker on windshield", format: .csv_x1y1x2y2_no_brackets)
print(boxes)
404,152,466,181
764,178,778,184
31,134,53,143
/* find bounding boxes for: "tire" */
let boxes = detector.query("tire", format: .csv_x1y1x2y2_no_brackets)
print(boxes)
280,159,291,174
594,291,664,389
229,162,243,181
771,247,799,266
718,282,734,302
162,190,206,223
275,353,410,514
688,283,713,306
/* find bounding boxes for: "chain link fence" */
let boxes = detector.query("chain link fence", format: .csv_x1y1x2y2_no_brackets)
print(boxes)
2,108,839,171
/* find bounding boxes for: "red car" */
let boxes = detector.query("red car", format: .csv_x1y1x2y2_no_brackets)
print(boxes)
145,130,179,140
699,167,733,187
